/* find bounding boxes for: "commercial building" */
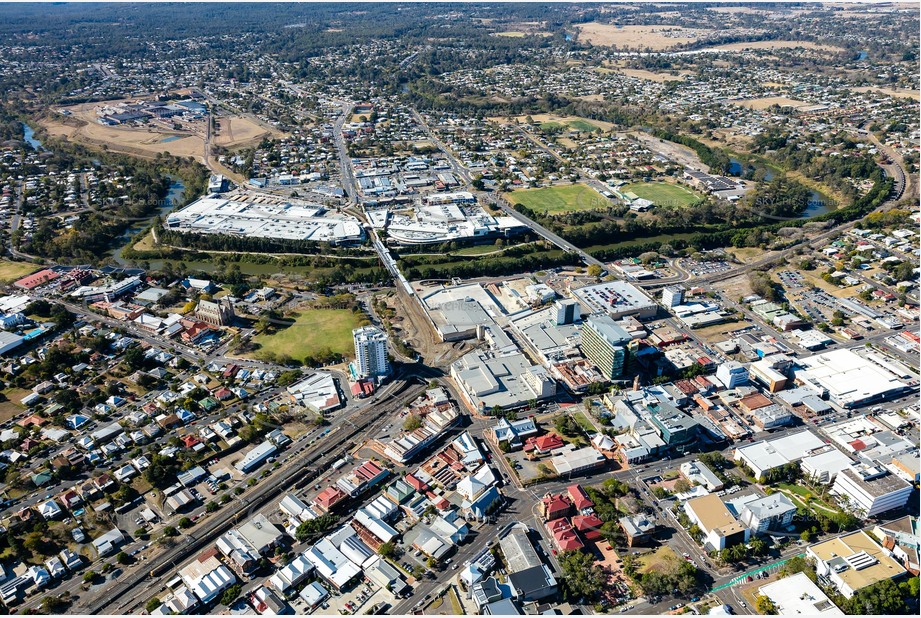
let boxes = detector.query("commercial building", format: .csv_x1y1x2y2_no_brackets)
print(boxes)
451,351,556,412
801,448,855,484
793,348,914,408
179,552,237,604
715,361,749,389
757,572,844,616
235,440,278,473
549,446,606,476
647,402,699,448
386,201,525,245
286,372,342,413
680,460,724,491
733,430,825,481
0,331,24,355
303,537,363,591
684,494,749,551
165,191,365,245
619,514,656,547
807,530,906,598
353,326,389,378
749,357,790,392
571,281,658,320
581,315,631,380
830,464,913,518
735,493,797,534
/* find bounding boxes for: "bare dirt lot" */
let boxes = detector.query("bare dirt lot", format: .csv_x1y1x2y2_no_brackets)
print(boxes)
576,23,711,50
212,115,281,149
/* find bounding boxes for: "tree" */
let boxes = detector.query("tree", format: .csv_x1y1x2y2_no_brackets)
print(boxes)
162,526,178,537
674,479,692,493
601,478,629,498
145,598,162,613
402,414,422,431
558,550,606,602
755,595,778,615
800,529,814,543
378,542,396,559
220,584,242,607
587,264,603,278
178,517,193,529
116,551,131,565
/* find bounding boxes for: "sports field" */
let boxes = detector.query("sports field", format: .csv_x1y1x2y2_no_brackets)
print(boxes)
507,184,609,214
249,308,363,362
622,182,703,208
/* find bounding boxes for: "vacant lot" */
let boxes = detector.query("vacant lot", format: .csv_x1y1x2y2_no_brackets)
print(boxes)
0,387,29,422
622,182,703,208
637,545,682,574
729,96,812,110
493,31,551,38
0,260,38,285
507,184,609,214
577,23,711,50
248,308,363,363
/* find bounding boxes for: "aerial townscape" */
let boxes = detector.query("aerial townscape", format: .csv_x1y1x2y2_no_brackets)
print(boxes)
0,1,917,616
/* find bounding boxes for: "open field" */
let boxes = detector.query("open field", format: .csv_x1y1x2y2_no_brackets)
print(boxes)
247,308,363,362
729,96,812,110
621,68,689,82
692,320,753,344
622,181,703,208
507,113,616,132
0,260,38,285
854,86,920,101
577,23,711,50
507,183,609,214
698,40,844,53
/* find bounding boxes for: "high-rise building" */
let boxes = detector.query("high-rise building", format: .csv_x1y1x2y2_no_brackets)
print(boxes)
554,299,580,326
353,326,389,378
581,315,631,380
662,286,685,308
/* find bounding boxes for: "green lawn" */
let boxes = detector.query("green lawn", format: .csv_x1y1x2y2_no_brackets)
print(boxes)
622,181,703,208
248,309,364,363
0,260,38,285
572,411,596,433
539,119,599,133
507,183,609,214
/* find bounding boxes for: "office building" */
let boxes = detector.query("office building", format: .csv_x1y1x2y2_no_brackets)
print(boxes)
662,286,685,308
737,494,797,534
554,299,580,326
807,530,906,598
353,326,389,378
684,494,749,551
830,464,913,518
571,280,657,320
581,315,631,380
716,361,749,389
757,573,844,616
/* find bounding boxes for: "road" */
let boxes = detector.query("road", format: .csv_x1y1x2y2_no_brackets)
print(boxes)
82,374,427,614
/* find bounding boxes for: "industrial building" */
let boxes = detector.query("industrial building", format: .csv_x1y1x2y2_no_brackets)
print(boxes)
165,191,365,244
385,201,525,245
235,440,278,473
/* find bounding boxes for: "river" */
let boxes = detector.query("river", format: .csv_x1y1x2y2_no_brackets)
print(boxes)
728,157,832,218
111,177,185,266
21,122,46,151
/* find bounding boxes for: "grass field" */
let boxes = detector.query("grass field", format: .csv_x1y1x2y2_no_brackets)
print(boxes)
248,309,363,362
539,117,603,133
507,183,609,214
622,182,703,208
0,260,38,285
577,23,711,50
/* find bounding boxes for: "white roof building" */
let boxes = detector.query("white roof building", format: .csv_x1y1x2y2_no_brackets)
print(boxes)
179,554,237,604
734,430,826,480
303,538,363,590
757,572,843,615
